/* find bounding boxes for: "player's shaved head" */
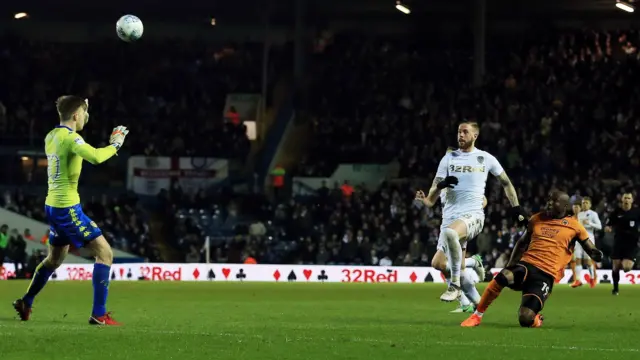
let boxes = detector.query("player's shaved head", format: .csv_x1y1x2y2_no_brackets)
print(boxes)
56,95,87,121
556,191,570,204
546,190,570,218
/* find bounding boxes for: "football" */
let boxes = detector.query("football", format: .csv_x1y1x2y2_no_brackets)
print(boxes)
116,15,144,42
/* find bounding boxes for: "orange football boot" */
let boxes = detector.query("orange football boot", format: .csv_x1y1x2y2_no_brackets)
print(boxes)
461,313,483,327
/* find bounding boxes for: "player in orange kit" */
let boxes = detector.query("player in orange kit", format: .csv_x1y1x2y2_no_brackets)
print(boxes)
461,190,603,328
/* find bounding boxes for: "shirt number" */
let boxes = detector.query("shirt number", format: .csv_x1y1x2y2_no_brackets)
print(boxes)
541,282,550,297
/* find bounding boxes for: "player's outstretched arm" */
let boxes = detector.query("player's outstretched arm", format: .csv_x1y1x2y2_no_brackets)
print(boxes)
424,177,444,207
70,137,117,165
70,126,129,165
420,154,456,207
578,239,603,262
506,230,531,268
496,172,528,225
496,172,519,207
576,224,603,261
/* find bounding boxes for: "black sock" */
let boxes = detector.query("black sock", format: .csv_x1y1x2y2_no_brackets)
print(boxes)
612,270,620,291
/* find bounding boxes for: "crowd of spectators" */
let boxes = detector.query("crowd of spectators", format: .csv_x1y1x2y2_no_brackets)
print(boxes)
3,29,640,272
284,29,640,270
0,34,255,158
221,180,636,271
298,30,640,185
0,190,161,262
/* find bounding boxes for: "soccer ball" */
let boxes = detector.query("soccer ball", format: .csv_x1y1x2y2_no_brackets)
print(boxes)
116,15,144,42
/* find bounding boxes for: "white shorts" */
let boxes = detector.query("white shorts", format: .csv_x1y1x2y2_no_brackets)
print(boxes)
573,242,591,260
437,213,485,254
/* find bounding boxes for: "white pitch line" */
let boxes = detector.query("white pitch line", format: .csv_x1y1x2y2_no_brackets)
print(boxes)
0,324,637,353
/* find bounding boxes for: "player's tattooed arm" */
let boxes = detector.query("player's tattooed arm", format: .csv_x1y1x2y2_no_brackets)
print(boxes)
506,230,531,267
423,177,444,207
497,172,520,207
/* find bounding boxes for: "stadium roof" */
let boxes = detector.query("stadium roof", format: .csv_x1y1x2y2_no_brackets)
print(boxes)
0,0,636,23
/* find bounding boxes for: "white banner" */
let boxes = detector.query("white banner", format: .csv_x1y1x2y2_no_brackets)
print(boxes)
2,263,640,284
127,156,229,195
0,263,444,283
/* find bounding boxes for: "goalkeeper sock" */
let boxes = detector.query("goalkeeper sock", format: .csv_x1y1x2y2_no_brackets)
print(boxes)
92,263,111,316
23,262,55,307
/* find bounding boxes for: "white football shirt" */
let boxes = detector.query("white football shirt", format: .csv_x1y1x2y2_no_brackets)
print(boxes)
435,148,504,219
577,210,602,240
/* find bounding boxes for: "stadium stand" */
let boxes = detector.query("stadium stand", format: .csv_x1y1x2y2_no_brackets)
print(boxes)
0,34,253,158
1,29,639,271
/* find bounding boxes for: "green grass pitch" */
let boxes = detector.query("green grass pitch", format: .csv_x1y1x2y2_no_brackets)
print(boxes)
0,282,638,360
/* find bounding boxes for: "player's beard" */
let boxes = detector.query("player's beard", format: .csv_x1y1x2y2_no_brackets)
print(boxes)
458,139,472,150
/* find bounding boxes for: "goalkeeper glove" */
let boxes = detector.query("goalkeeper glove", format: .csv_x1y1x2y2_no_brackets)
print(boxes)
110,125,129,150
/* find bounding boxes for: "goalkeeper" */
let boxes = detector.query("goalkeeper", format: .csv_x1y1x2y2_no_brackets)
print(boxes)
13,95,128,326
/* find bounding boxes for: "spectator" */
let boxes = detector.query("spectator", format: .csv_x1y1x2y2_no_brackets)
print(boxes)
23,229,35,242
0,35,259,159
8,229,27,275
379,256,393,266
243,253,257,264
0,224,8,269
225,106,241,126
271,165,286,200
40,231,49,245
408,235,423,262
185,245,201,263
476,227,493,255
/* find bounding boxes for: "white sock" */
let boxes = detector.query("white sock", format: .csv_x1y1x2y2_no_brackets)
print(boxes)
461,271,481,306
474,310,484,317
465,257,477,268
576,265,583,280
459,293,471,307
588,264,595,278
444,229,462,286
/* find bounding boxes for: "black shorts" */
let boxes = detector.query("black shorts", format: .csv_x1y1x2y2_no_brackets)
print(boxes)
611,240,638,262
505,261,555,314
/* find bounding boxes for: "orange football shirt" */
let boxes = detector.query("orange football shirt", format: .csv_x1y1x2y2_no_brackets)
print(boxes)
521,213,590,280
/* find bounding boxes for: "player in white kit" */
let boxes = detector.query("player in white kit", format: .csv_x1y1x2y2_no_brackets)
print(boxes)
439,188,487,312
418,147,486,313
571,196,602,288
415,122,526,302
